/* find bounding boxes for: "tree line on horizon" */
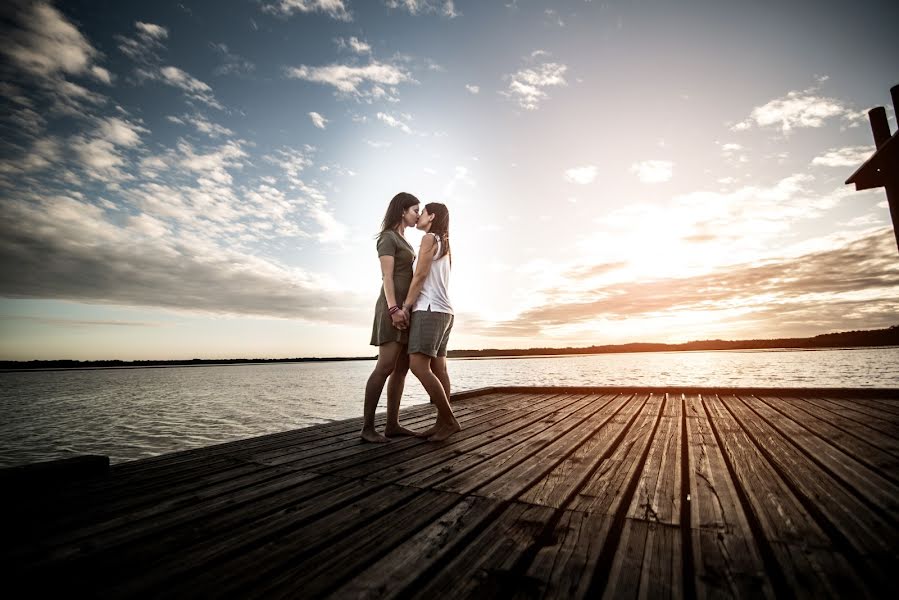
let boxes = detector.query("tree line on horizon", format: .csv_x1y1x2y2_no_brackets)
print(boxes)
1,325,896,371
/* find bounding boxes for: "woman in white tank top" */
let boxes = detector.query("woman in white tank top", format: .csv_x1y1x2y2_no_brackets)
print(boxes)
402,203,461,441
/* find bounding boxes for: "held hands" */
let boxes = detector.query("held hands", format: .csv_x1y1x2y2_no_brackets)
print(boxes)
390,306,409,330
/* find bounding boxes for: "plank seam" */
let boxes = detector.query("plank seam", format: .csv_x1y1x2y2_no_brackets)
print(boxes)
739,395,899,530
680,394,697,600
720,396,894,590
584,393,667,598
754,396,899,488
701,394,793,600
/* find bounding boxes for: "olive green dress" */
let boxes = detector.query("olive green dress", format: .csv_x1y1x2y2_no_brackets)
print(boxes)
370,230,415,346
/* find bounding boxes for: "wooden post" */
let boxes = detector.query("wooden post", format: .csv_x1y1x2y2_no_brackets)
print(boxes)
868,107,891,148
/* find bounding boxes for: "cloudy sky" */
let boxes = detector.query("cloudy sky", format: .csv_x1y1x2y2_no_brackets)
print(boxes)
1,0,897,360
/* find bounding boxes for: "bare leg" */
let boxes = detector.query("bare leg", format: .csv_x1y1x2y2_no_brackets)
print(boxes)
409,353,460,441
362,342,403,443
385,350,417,437
432,356,451,403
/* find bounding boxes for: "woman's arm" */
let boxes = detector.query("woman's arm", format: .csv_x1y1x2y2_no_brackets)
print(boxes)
379,255,399,307
403,234,437,309
380,255,408,328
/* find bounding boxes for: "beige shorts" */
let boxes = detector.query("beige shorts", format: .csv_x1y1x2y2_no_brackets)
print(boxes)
407,309,454,357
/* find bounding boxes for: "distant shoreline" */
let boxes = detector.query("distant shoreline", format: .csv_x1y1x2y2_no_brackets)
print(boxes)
2,325,896,373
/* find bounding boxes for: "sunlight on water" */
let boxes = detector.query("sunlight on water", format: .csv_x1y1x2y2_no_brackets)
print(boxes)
1,347,897,467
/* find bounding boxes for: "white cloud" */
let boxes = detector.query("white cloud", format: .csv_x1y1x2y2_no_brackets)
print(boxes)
310,206,347,242
2,1,99,78
71,137,130,182
262,0,352,21
158,66,223,109
564,165,598,185
98,116,146,147
385,0,460,18
177,140,246,185
631,160,673,183
721,143,742,152
443,165,476,200
544,8,564,27
308,111,328,129
210,43,255,77
811,145,875,168
90,66,113,84
465,84,480,94
116,21,167,63
168,113,234,137
376,111,412,134
732,88,865,133
1,2,113,113
285,60,413,101
502,55,568,110
338,36,371,54
67,116,146,182
135,22,168,40
0,137,61,174
0,194,360,322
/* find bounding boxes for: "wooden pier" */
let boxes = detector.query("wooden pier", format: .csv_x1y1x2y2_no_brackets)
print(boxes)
4,386,898,598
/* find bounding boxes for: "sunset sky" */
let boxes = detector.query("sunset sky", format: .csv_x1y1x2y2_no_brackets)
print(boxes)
1,0,897,360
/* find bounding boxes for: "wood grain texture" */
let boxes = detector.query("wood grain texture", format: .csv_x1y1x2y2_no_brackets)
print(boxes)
6,387,897,599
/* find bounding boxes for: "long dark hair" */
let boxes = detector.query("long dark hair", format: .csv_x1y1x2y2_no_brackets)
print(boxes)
425,202,450,264
379,192,420,234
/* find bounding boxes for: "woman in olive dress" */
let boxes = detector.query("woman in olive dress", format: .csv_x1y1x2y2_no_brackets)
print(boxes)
361,192,421,443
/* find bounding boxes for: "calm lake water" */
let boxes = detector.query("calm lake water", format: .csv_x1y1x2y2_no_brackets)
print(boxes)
1,347,897,468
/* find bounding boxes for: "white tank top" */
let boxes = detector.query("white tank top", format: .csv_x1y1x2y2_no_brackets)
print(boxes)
413,233,453,314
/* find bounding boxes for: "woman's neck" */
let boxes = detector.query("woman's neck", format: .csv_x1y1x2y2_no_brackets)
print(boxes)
393,224,404,235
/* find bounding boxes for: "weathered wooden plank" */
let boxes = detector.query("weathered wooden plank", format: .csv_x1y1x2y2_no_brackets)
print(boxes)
109,480,419,597
738,395,899,522
797,396,899,438
812,395,899,423
602,520,681,600
841,396,899,415
109,399,440,475
775,395,899,458
357,394,592,488
683,393,772,599
433,394,631,496
755,396,899,480
626,395,682,525
477,394,636,502
703,394,866,597
329,393,581,481
513,394,649,509
567,393,664,515
327,494,501,599
252,489,474,599
520,509,613,599
7,466,321,565
404,500,558,599
255,393,562,473
602,396,684,599
108,391,504,480
232,394,505,464
725,395,897,587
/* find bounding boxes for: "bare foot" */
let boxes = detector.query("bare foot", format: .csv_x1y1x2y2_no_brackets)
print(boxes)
427,421,461,442
360,429,389,443
384,424,418,437
418,424,439,438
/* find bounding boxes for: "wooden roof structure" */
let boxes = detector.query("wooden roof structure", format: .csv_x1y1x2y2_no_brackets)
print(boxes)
845,84,899,255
